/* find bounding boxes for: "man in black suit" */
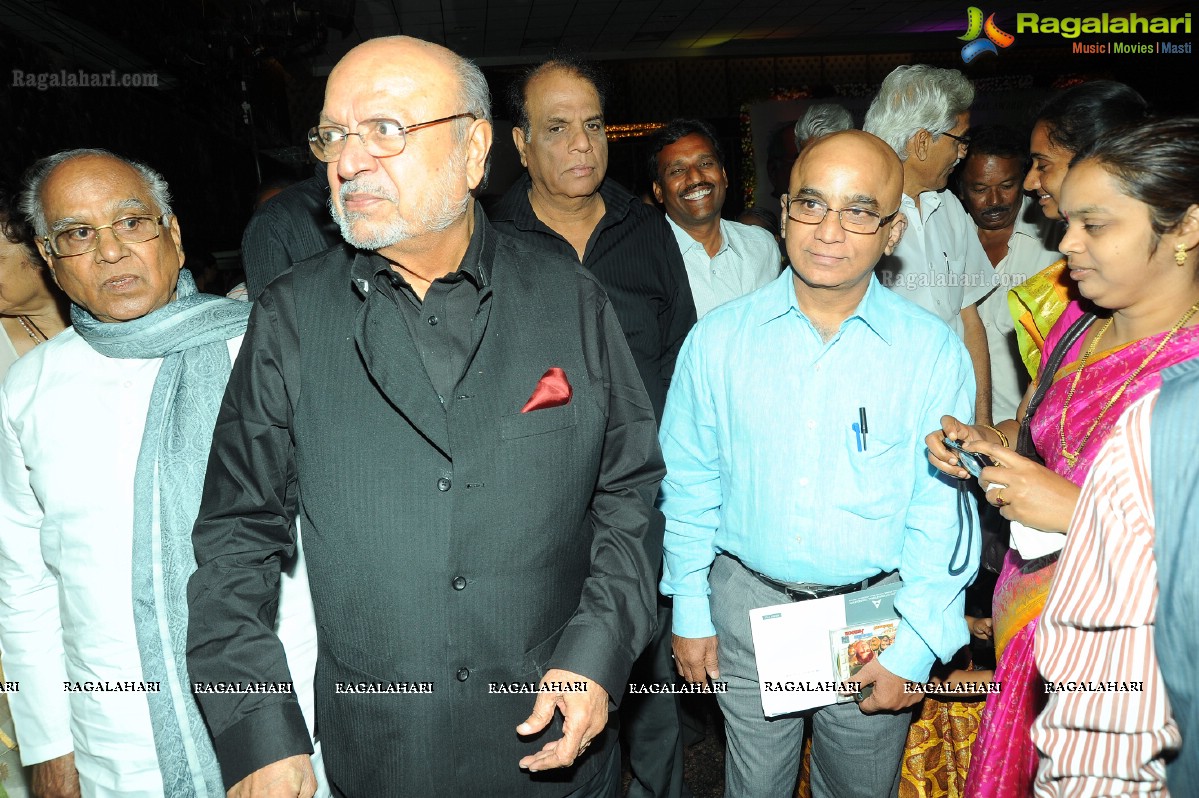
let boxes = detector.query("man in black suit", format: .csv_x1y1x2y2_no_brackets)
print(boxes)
492,61,696,798
186,35,665,798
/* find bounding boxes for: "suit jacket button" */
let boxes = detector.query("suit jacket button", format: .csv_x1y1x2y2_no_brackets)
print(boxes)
452,576,467,590
437,477,452,491
456,667,470,681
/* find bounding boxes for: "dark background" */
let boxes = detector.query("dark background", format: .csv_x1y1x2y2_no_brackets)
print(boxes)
2,0,1194,262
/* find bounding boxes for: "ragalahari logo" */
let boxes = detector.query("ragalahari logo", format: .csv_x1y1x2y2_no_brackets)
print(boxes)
959,7,1015,62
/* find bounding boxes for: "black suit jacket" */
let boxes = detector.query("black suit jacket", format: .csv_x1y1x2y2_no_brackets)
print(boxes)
491,176,697,422
187,211,665,796
241,169,345,300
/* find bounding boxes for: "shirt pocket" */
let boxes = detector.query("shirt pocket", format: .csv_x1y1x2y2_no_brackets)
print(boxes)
838,427,907,520
500,403,577,440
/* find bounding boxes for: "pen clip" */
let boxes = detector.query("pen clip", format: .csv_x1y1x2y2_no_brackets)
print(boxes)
852,422,863,453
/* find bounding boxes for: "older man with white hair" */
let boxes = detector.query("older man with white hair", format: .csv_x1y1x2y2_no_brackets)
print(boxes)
186,35,664,798
0,149,324,797
794,103,854,152
865,65,996,424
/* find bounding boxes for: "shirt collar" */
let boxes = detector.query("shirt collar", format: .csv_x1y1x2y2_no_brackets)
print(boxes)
907,189,943,221
348,202,493,295
665,213,712,254
753,269,893,344
848,277,894,344
492,173,638,233
666,215,747,259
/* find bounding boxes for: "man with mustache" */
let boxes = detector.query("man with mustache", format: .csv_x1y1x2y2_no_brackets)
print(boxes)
957,125,1061,424
492,58,696,798
648,119,781,319
186,36,665,798
493,58,695,424
865,65,997,424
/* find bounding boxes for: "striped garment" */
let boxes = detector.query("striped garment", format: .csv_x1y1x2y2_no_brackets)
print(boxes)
1032,389,1181,797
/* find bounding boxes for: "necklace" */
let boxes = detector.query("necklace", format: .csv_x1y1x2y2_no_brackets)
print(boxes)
1059,299,1199,467
16,315,47,344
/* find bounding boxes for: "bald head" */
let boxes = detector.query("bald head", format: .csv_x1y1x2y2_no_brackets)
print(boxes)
782,129,907,303
791,130,903,211
327,36,491,129
319,36,493,259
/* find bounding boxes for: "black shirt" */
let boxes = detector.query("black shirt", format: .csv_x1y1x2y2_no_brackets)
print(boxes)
187,208,665,793
355,209,491,406
492,175,696,421
241,168,345,300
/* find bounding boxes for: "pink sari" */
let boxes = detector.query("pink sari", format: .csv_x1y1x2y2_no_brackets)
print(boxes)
965,301,1199,797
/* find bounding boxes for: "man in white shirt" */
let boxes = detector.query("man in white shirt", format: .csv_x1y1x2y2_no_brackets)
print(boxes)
865,64,997,423
0,149,325,798
649,118,781,318
957,125,1061,423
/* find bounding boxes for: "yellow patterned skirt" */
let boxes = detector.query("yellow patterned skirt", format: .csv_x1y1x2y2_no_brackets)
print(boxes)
898,697,984,798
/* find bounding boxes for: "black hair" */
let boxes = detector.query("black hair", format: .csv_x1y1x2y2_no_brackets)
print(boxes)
1074,116,1199,241
646,118,723,184
0,184,40,263
965,124,1027,163
506,56,608,141
1035,80,1150,154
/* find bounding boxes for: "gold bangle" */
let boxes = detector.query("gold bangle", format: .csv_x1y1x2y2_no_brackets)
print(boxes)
980,424,1009,449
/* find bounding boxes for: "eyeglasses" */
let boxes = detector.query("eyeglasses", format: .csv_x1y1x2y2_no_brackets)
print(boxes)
308,113,477,162
782,196,899,235
939,130,971,149
45,214,169,258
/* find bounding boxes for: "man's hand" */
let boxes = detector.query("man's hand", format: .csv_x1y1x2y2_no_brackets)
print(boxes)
31,752,81,798
672,634,719,685
517,669,608,772
926,415,985,479
854,658,923,714
227,754,316,798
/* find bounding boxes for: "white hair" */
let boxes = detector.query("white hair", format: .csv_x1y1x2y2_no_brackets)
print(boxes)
447,46,491,185
795,103,854,149
863,65,974,161
452,51,492,129
20,148,173,238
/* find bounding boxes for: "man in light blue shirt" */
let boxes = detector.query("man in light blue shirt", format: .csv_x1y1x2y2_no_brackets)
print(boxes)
660,130,978,798
649,119,781,318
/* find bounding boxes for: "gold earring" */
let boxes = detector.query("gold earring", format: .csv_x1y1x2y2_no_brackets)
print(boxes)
1178,242,1189,267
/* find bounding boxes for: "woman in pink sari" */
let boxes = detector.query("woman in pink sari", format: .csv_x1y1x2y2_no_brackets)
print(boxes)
924,86,1199,797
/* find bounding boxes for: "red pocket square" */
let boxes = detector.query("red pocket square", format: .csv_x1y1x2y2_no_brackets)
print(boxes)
521,367,572,413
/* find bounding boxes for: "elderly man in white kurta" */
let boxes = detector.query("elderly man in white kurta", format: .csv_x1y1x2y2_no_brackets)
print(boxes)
0,149,326,798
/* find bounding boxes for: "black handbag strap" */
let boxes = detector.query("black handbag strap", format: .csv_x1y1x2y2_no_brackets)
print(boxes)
1016,310,1098,459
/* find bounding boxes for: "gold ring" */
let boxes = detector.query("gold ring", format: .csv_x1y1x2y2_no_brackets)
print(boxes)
996,490,1007,506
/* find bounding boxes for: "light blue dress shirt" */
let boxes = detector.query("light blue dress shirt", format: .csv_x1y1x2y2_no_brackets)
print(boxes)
666,215,782,319
659,270,979,681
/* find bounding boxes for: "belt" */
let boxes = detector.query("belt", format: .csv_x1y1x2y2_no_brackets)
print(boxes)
731,556,891,602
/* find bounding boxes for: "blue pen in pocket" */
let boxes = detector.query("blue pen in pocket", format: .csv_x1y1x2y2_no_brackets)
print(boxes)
851,421,863,452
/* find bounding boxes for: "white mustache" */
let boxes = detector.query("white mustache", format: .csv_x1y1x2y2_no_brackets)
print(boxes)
338,180,398,204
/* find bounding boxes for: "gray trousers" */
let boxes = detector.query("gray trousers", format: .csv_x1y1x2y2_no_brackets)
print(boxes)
709,555,914,798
